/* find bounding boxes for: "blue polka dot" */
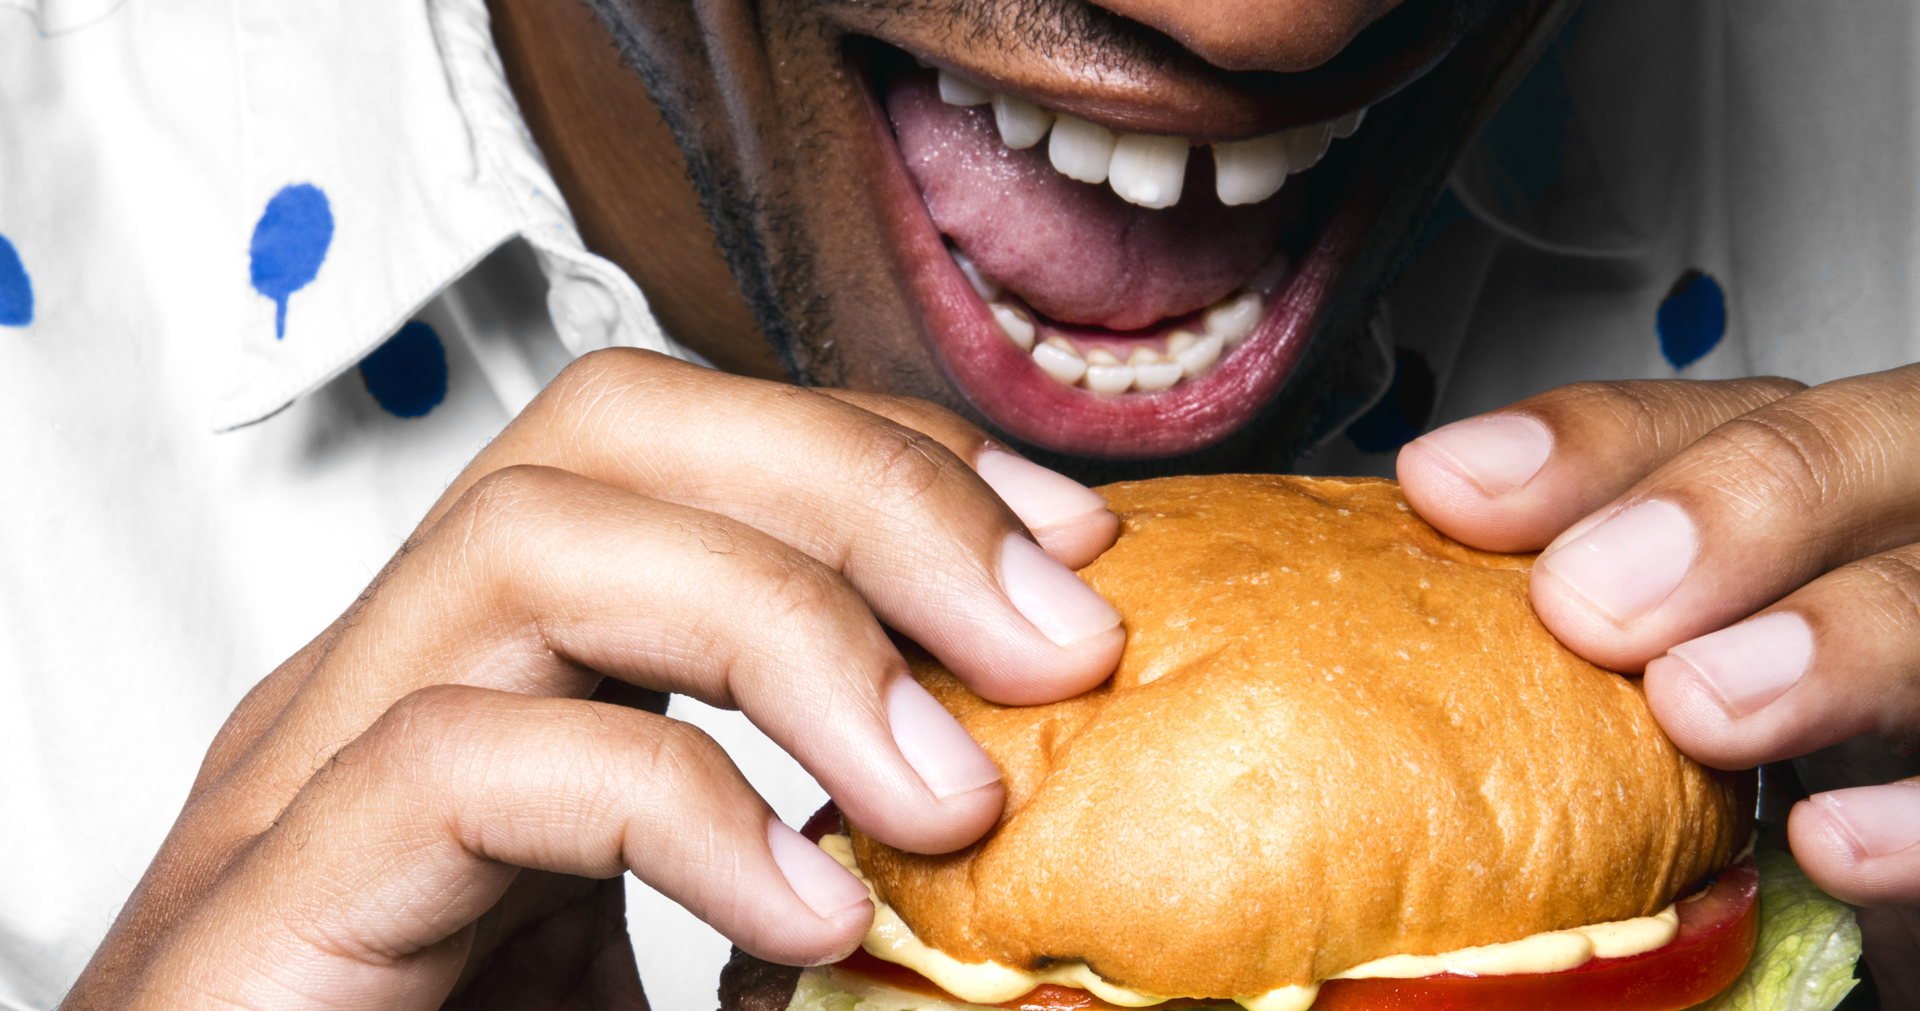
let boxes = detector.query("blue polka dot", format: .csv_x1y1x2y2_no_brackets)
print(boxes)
359,321,448,418
1347,349,1437,454
249,183,334,340
1657,269,1726,370
0,233,32,328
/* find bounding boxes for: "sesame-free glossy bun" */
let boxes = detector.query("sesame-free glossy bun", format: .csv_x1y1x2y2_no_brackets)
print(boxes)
852,475,1749,999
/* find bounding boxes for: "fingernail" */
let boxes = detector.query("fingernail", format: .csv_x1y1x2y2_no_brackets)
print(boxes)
888,676,1003,800
767,819,872,919
1538,500,1697,624
1660,612,1813,716
999,534,1122,647
1411,414,1554,495
976,450,1110,534
1811,782,1920,858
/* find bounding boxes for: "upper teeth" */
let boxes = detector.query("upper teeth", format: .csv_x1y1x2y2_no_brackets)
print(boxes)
992,94,1054,150
937,72,993,107
1214,133,1292,207
1107,133,1189,209
1047,115,1117,185
937,69,1367,210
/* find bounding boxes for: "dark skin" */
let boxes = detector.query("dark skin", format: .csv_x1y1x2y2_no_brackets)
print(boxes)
491,0,776,380
525,0,1548,475
64,1,1920,1007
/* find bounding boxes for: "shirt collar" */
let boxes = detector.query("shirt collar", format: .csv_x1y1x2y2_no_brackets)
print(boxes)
214,0,676,431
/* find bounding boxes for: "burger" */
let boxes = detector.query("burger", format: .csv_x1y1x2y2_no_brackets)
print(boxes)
721,475,1863,1011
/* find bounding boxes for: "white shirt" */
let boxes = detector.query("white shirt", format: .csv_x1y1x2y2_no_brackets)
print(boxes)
1309,0,1920,474
1,2,1915,1009
0,4,794,1010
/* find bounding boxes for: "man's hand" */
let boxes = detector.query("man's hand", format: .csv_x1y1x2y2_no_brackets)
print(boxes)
67,350,1124,1010
1398,365,1920,909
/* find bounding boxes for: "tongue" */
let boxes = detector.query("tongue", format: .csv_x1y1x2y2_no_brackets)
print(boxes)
887,75,1288,331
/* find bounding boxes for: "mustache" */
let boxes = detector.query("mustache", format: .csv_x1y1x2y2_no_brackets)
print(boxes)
861,0,1169,72
848,0,1505,82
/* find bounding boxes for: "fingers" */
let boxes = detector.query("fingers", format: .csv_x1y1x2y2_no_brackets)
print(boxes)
239,467,1005,856
138,688,872,1010
1790,779,1920,906
1524,366,1920,670
434,350,1123,704
1402,366,1920,912
1644,544,1920,771
1639,539,1920,908
1399,378,1803,553
819,389,1120,568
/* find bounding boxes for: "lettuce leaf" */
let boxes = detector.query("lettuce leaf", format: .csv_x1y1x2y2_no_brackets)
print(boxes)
1691,848,1860,1011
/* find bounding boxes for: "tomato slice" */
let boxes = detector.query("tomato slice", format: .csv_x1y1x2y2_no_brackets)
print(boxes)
808,800,1759,1011
830,858,1757,1011
1309,858,1758,1011
799,802,844,843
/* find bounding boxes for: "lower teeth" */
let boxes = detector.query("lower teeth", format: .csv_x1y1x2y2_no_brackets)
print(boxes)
990,303,1036,351
953,249,1271,394
1033,337,1089,385
987,285,1262,394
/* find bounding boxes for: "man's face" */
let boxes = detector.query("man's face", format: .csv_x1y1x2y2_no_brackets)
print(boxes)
592,0,1571,478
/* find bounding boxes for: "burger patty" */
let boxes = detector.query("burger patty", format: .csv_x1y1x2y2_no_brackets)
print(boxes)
717,948,801,1011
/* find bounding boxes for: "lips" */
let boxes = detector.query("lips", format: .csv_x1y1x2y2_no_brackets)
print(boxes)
846,0,1571,460
862,64,1383,458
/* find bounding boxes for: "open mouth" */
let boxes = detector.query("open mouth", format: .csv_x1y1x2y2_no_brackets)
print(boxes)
845,2,1556,459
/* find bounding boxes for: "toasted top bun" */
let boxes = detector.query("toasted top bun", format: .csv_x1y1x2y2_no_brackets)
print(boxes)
852,475,1749,998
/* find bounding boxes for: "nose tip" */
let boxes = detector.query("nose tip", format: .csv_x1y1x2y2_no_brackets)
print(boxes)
1091,0,1401,72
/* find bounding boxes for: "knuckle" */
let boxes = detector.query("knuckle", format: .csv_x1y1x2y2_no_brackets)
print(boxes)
1553,379,1654,416
610,720,764,887
1748,375,1811,400
554,346,656,394
1551,379,1659,417
1851,550,1920,632
1845,552,1920,747
1547,381,1672,449
446,465,568,553
619,718,730,799
680,533,885,708
1540,378,1810,457
721,553,878,697
1692,411,1840,517
544,346,662,421
907,397,975,430
876,392,984,437
458,464,563,521
359,684,484,771
851,424,963,509
757,553,849,629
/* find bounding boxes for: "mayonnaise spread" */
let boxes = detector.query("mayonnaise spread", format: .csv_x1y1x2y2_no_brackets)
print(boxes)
816,833,1681,1011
